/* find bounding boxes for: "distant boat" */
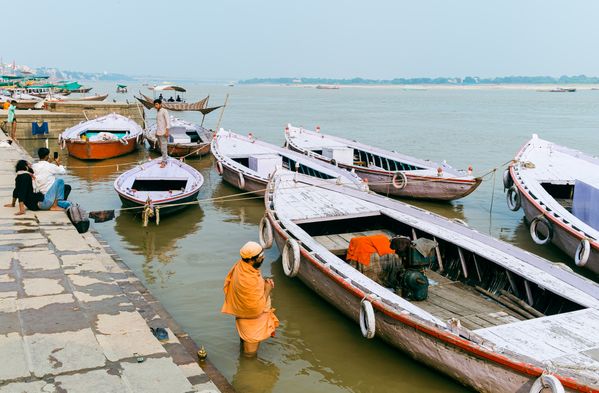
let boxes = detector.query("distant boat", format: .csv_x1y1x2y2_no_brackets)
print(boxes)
538,87,577,93
46,93,109,102
59,113,143,160
285,125,481,201
227,81,235,87
114,157,203,216
316,85,340,90
145,116,214,158
65,87,92,94
210,129,365,194
116,84,128,93
506,134,599,274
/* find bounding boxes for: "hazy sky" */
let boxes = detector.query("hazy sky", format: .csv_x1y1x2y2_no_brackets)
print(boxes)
7,0,599,79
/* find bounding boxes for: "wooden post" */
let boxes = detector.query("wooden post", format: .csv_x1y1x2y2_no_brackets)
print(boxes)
432,236,444,273
458,247,468,279
215,94,229,131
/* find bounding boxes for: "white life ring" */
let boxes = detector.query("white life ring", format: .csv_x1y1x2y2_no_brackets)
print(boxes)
238,171,246,189
259,216,274,249
59,136,66,150
530,215,553,245
503,168,513,189
282,238,300,277
575,238,591,267
216,160,224,175
392,171,408,189
529,374,564,393
506,185,521,211
359,299,376,339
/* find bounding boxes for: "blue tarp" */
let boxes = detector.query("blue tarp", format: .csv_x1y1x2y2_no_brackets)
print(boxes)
572,179,599,231
31,122,48,135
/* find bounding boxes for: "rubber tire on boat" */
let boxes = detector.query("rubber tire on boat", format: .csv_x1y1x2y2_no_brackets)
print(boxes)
330,159,337,166
575,238,591,267
282,238,300,277
506,185,521,211
529,374,564,393
359,299,376,339
530,215,553,246
259,216,274,249
502,168,513,189
392,171,408,189
238,172,246,189
216,161,224,176
120,138,128,145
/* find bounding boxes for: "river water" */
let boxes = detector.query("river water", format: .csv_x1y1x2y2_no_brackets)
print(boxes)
19,82,599,392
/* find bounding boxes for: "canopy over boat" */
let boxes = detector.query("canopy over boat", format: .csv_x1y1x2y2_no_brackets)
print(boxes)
150,84,186,92
508,134,599,273
265,171,599,391
60,113,143,141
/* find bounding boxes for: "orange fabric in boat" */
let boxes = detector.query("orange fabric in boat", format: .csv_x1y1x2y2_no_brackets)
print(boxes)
221,260,279,343
346,235,394,266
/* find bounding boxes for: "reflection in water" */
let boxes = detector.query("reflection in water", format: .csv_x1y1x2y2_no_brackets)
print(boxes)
211,180,265,225
410,200,466,221
65,150,149,183
232,355,280,393
114,206,204,284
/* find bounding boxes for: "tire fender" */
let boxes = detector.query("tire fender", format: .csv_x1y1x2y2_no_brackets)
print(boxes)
282,238,300,277
530,215,553,245
503,168,513,189
216,160,224,175
392,171,408,189
238,171,246,189
506,185,521,211
575,238,591,267
259,216,274,249
359,299,376,339
529,374,564,393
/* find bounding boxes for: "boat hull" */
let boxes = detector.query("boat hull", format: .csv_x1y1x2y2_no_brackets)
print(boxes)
220,163,267,195
148,141,211,158
269,222,572,393
354,167,481,201
117,189,200,216
66,138,138,160
513,172,599,274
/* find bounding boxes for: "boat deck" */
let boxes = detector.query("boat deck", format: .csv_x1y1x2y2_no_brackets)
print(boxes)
476,308,599,383
314,230,525,330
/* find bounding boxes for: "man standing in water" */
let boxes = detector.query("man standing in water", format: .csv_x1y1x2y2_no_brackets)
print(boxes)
154,99,170,168
222,241,279,356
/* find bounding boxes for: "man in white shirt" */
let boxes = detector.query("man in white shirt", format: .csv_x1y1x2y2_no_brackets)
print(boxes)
32,148,71,210
154,99,170,168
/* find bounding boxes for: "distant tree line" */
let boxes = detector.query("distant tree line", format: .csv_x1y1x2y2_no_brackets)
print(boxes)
239,75,599,85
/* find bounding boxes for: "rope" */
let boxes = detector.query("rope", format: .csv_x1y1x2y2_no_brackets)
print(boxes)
67,160,142,169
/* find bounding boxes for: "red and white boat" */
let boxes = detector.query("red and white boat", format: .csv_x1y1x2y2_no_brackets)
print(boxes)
262,171,599,392
284,124,481,201
506,134,599,274
59,113,143,160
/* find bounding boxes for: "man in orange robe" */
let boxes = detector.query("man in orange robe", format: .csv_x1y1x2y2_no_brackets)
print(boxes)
222,241,279,356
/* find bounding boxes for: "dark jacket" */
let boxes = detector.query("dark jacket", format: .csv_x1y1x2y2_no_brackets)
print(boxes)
14,172,43,211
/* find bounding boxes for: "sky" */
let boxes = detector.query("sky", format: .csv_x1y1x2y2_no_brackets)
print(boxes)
7,0,599,79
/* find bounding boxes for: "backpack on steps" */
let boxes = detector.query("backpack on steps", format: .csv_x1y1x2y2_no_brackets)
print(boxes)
66,204,90,234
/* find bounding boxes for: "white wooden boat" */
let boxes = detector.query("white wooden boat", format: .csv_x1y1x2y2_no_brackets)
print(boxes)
262,171,599,392
211,129,365,194
114,157,203,216
506,134,599,274
145,116,214,158
285,124,481,201
59,113,143,160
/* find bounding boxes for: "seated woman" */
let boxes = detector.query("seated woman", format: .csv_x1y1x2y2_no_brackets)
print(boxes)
4,160,70,215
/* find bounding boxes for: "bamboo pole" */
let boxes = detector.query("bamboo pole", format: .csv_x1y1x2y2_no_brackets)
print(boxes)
215,94,229,131
475,286,535,320
499,289,544,318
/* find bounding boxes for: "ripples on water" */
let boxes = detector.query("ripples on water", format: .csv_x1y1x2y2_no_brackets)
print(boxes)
19,82,599,392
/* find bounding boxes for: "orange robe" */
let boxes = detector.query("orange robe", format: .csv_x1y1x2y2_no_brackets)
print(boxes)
346,235,395,266
221,260,279,343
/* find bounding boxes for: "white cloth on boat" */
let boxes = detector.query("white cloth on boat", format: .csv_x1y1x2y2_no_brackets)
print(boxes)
32,161,66,194
412,238,438,257
156,108,170,136
88,132,119,141
572,180,599,231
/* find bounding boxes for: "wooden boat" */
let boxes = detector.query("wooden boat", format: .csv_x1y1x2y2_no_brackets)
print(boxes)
0,95,39,110
262,171,599,393
145,116,214,158
114,157,203,216
46,93,108,102
211,129,365,194
135,92,210,112
285,125,481,201
506,134,599,274
59,113,143,160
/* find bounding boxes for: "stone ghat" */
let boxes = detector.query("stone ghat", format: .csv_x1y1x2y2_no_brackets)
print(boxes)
0,101,145,140
0,132,229,392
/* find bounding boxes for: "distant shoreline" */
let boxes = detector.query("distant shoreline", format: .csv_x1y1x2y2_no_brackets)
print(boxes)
241,83,599,91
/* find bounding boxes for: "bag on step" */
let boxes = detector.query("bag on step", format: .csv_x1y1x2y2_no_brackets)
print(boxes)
66,204,90,234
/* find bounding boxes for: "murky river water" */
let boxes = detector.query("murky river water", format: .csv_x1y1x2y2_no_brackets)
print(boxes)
19,82,599,392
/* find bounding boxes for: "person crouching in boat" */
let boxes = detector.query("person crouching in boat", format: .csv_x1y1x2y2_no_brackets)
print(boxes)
221,241,279,356
153,99,170,168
